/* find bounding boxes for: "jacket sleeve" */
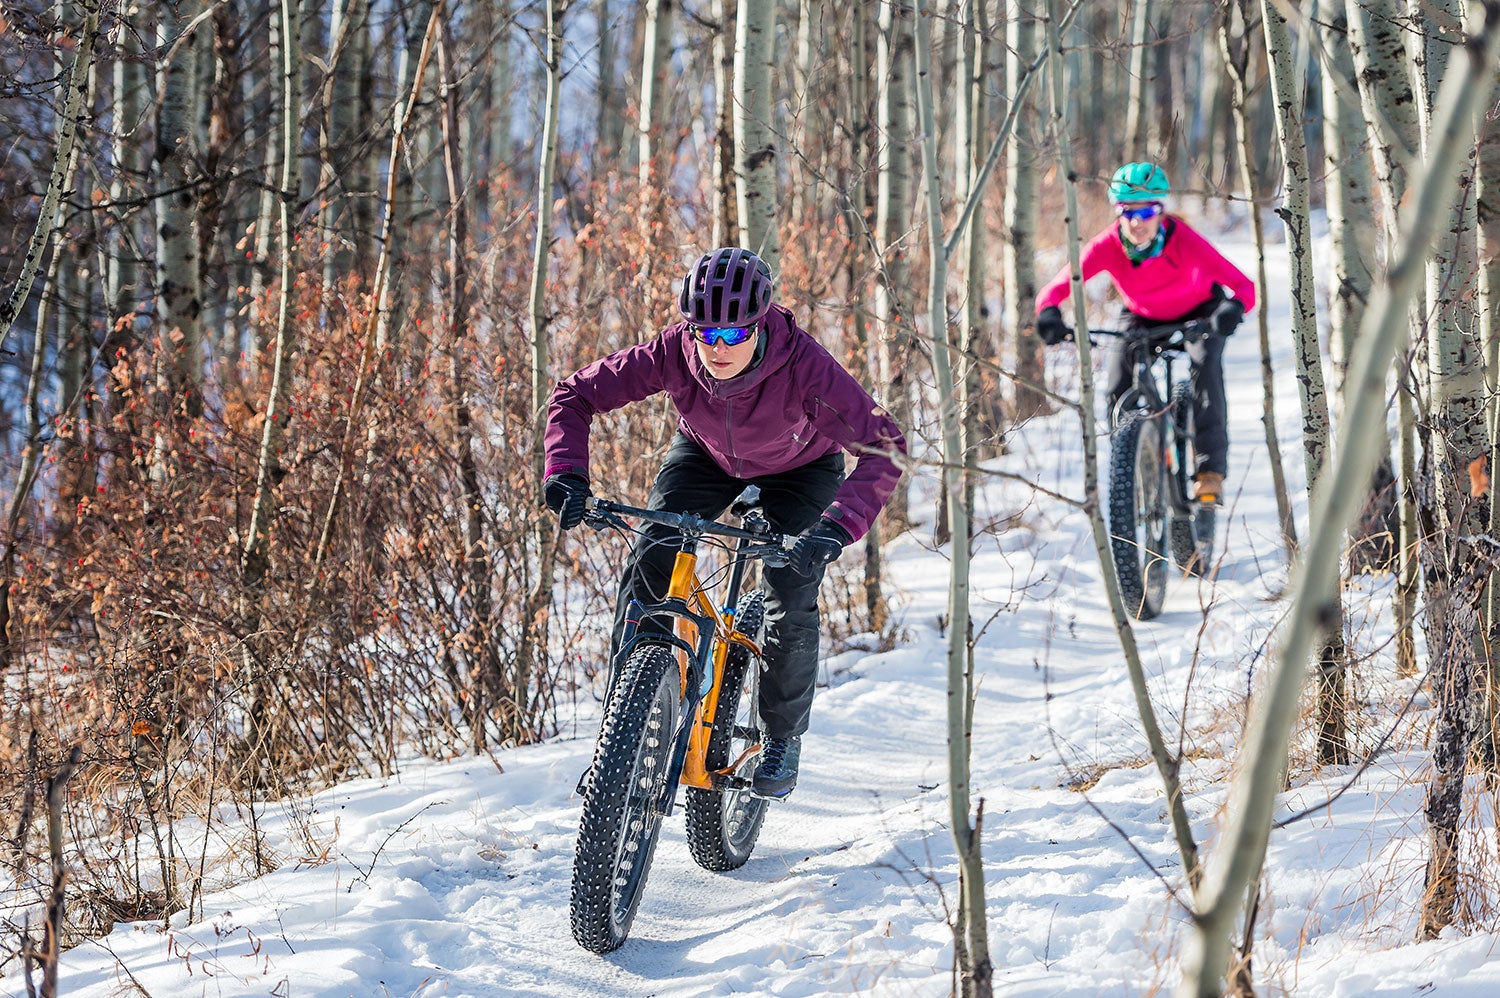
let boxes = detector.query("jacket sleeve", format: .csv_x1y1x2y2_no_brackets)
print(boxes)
1183,223,1256,311
803,354,907,543
543,336,669,481
1034,228,1112,313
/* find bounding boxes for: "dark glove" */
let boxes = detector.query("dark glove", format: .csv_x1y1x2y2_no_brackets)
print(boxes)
787,518,853,578
543,473,591,530
1212,297,1245,338
1035,306,1069,346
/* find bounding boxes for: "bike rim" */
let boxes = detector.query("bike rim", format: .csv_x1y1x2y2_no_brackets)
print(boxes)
721,669,764,847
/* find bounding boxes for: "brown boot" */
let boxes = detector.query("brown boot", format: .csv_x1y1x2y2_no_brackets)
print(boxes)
1194,471,1225,504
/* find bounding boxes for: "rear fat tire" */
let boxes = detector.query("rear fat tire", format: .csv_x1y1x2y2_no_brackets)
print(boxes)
685,591,770,872
570,644,681,953
1108,412,1168,620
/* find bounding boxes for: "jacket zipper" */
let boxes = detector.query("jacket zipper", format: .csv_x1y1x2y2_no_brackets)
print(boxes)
725,398,741,476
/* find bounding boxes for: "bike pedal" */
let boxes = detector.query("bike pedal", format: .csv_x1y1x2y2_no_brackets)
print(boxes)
749,788,793,802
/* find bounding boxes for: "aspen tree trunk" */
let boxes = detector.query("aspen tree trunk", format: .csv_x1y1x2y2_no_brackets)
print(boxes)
1261,0,1349,765
1347,0,1425,676
155,0,207,422
437,11,502,748
1415,0,1492,940
1042,0,1201,906
846,1,888,636
389,0,438,350
495,0,519,177
789,0,818,222
516,0,566,727
1222,0,1298,562
1006,0,1046,421
1321,0,1393,574
243,0,303,588
1179,10,1500,992
914,17,992,993
240,0,303,797
249,0,283,357
0,0,99,670
713,0,739,247
1125,0,1154,157
321,0,372,280
876,0,914,530
595,0,620,168
957,1,995,492
735,0,777,266
107,11,146,345
1479,101,1500,738
637,0,675,189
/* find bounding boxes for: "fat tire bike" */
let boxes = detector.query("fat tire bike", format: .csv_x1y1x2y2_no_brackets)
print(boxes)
1088,319,1218,620
568,488,790,954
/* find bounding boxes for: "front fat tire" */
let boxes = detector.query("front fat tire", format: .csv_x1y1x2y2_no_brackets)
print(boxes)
1108,412,1168,620
570,644,681,953
685,591,769,872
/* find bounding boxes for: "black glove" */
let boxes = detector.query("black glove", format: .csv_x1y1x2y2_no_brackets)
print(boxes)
787,518,853,578
1212,297,1245,338
1035,306,1069,346
543,473,592,530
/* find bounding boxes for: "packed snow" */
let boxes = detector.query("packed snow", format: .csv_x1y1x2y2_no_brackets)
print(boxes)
17,227,1500,996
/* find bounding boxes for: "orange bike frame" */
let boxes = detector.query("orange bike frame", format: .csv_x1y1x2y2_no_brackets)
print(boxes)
661,548,763,789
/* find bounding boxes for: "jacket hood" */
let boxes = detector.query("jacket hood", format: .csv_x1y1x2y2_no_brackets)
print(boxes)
679,304,797,399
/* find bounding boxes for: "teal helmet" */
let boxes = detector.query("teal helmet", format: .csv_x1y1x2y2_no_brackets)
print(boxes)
1109,162,1170,203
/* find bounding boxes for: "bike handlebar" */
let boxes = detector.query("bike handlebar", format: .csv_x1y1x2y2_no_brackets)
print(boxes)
1075,318,1214,348
584,497,793,567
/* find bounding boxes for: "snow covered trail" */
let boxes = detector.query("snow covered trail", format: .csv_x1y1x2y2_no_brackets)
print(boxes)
23,233,1500,996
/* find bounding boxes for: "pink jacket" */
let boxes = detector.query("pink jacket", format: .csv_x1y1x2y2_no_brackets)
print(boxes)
1035,217,1256,320
544,305,906,542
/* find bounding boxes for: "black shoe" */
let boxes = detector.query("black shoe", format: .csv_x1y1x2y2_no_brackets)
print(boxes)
753,735,801,799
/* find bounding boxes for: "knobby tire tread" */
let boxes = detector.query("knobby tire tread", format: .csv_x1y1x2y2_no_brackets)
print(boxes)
1108,412,1167,620
570,644,680,953
685,591,769,872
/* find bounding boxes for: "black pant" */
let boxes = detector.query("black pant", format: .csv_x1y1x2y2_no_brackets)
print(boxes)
1104,299,1229,478
610,434,845,738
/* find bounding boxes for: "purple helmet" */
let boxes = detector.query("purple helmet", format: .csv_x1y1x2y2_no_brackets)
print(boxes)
678,247,774,326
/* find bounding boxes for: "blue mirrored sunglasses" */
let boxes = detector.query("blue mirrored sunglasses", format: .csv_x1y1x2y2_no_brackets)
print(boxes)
1116,202,1164,222
691,323,757,347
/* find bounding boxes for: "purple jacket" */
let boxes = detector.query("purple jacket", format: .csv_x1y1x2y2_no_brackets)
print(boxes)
544,305,906,541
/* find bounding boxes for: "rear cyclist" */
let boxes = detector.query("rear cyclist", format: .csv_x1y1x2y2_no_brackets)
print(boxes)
542,247,906,799
1033,162,1256,503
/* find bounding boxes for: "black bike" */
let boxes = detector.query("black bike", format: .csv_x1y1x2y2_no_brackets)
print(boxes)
1089,320,1217,620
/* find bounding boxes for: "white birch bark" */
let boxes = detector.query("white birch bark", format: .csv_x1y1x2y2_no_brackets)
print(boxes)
1125,0,1154,157
637,0,675,188
734,0,777,266
914,14,993,992
1006,0,1044,419
1321,0,1394,574
1347,0,1424,673
243,0,304,590
1179,8,1500,991
1222,0,1298,560
1263,0,1351,764
155,0,207,417
515,0,567,708
876,0,914,528
712,0,739,247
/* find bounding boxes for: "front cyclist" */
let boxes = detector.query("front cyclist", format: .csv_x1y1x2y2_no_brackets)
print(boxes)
1033,162,1256,504
542,247,906,799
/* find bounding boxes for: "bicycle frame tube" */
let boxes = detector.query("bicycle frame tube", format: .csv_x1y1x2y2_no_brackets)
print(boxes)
679,535,765,789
